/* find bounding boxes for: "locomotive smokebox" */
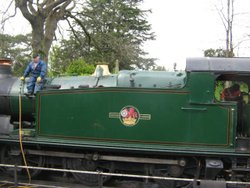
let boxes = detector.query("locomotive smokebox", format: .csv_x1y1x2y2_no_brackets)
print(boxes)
0,59,14,134
0,58,17,115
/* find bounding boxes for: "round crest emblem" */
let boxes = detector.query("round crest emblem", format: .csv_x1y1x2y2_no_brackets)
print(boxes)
119,105,140,126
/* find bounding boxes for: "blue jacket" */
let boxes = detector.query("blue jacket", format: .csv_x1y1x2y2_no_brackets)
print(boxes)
23,60,46,79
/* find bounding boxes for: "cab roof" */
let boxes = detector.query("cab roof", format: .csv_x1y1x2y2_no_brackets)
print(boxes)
186,57,250,73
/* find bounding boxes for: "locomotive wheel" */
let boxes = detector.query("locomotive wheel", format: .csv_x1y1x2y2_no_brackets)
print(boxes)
68,158,114,186
153,165,184,188
153,168,176,188
25,152,46,177
0,146,22,176
0,146,45,177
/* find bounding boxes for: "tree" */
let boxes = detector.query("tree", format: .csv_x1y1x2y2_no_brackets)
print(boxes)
0,33,32,75
49,36,89,76
215,0,234,57
153,65,166,71
204,48,231,57
13,0,75,63
63,0,156,70
66,58,95,75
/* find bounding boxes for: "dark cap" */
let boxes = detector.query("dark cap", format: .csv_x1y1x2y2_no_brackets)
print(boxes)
33,54,39,58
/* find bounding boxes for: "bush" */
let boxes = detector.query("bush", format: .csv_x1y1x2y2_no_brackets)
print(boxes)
66,58,95,76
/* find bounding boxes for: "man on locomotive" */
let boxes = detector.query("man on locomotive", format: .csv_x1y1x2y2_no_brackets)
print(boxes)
20,54,46,96
221,84,242,101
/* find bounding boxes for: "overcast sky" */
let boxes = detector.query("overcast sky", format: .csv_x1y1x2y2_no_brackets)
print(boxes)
1,0,250,70
142,0,250,69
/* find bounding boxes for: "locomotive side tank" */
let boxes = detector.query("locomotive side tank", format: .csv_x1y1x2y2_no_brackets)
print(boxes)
36,70,234,152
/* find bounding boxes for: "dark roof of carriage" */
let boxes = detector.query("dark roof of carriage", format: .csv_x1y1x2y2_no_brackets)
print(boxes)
186,57,250,73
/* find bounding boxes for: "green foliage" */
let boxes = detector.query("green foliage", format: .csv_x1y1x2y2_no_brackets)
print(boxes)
153,65,166,71
79,0,156,70
49,44,72,76
66,58,95,76
204,48,227,57
240,82,248,93
50,0,156,74
204,48,234,57
214,81,224,101
0,33,32,76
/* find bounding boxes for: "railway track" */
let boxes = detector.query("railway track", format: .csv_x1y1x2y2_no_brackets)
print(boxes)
0,172,159,188
1,177,250,188
0,172,90,188
1,164,250,188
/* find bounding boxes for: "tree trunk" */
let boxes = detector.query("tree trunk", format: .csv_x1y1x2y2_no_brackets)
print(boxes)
15,0,74,64
226,0,234,57
226,0,230,57
31,17,45,60
43,14,62,63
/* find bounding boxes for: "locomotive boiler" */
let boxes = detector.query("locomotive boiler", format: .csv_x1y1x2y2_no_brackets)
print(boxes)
1,57,250,188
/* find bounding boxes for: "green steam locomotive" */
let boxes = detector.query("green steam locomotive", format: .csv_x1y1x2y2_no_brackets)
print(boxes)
1,57,250,187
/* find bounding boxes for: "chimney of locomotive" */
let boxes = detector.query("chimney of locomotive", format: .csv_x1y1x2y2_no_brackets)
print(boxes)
0,58,12,79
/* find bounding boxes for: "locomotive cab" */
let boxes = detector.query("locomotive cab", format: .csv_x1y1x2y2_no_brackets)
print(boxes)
187,57,250,152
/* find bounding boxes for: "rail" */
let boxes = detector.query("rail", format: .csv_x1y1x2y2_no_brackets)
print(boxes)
1,163,250,187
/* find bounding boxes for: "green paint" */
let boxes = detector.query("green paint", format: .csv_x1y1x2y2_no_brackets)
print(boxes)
188,72,215,103
37,86,235,149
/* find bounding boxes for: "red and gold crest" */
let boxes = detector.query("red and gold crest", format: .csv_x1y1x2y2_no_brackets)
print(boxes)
109,105,151,127
119,106,140,126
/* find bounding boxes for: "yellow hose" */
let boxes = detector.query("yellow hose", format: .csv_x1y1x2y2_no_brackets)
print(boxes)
19,92,31,183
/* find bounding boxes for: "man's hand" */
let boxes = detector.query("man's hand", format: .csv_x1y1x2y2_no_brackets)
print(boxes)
20,76,25,81
36,77,42,83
